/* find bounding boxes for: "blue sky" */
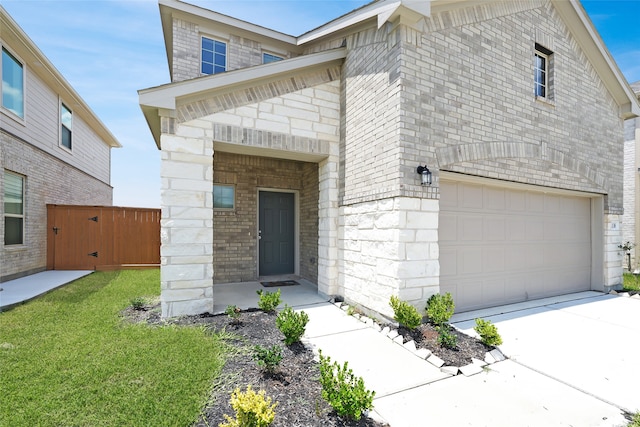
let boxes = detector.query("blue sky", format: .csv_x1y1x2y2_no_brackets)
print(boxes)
2,0,639,208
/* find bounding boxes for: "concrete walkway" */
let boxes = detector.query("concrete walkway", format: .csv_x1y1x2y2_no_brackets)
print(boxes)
0,270,93,310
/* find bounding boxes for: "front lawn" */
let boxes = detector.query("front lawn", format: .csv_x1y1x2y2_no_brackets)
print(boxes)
623,272,640,291
0,269,226,426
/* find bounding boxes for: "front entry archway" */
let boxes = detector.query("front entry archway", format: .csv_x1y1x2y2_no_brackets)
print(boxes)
259,191,295,276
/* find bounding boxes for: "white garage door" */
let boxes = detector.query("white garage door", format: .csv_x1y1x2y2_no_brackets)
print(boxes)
439,179,592,312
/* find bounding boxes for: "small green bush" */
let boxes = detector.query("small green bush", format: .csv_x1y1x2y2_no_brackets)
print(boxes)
275,305,309,345
220,385,277,427
436,325,458,349
225,305,241,324
253,345,283,374
474,318,503,346
318,350,375,421
256,289,282,313
389,296,422,330
130,296,146,311
425,293,455,326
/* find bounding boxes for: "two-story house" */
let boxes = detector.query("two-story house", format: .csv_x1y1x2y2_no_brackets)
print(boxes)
140,0,640,319
1,7,121,282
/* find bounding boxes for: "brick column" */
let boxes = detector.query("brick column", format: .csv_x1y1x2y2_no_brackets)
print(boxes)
318,153,339,298
160,122,214,317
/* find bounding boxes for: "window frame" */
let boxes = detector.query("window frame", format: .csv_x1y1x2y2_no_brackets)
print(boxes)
1,45,26,121
262,52,283,64
201,36,227,75
4,170,25,246
213,184,235,210
534,43,553,102
60,101,73,151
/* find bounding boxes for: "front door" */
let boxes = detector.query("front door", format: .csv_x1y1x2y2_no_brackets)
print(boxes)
259,191,295,276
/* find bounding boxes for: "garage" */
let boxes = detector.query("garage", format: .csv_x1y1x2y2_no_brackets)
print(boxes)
439,176,596,312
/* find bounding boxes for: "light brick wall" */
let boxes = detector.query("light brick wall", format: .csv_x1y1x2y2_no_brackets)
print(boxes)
0,130,113,281
212,152,318,284
622,122,636,269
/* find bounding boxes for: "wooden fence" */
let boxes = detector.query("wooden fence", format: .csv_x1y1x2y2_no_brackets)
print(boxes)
47,205,160,270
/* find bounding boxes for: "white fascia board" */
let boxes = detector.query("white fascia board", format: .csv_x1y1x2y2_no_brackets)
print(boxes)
159,0,297,43
298,0,430,45
554,0,639,119
138,48,346,110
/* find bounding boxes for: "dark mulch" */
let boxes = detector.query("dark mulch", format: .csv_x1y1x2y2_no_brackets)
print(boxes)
395,323,494,367
122,305,389,427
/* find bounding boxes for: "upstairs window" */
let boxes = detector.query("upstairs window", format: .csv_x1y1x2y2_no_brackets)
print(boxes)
4,170,25,245
534,43,553,100
213,184,235,210
1,47,24,118
201,37,226,75
61,102,72,150
263,53,283,64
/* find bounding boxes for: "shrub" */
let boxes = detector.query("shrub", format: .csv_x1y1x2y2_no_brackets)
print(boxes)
256,289,281,313
425,293,455,326
253,345,283,374
318,350,375,421
389,296,422,330
225,305,241,324
130,296,146,311
275,305,309,345
436,325,458,349
474,318,503,346
220,385,277,427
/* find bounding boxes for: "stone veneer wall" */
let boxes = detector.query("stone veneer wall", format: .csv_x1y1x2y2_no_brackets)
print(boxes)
0,130,113,281
212,152,318,284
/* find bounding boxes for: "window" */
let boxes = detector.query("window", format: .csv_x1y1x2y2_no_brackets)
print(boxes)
4,171,24,245
213,184,234,209
534,43,553,100
1,47,24,118
263,53,283,64
61,102,72,150
201,37,226,75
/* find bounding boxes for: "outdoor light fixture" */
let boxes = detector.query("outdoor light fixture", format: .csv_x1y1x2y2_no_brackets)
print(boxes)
416,165,432,186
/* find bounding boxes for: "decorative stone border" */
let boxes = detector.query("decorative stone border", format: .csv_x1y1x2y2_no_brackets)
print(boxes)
334,302,506,377
609,290,640,299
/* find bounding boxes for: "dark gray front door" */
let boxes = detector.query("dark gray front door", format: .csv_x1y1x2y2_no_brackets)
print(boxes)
259,191,295,276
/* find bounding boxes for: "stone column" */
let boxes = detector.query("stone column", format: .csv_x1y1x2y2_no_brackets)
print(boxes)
160,121,214,317
317,152,339,298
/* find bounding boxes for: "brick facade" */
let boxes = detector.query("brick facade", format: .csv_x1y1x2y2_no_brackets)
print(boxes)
0,130,113,281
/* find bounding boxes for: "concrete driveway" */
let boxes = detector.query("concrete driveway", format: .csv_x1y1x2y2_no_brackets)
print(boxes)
452,291,640,415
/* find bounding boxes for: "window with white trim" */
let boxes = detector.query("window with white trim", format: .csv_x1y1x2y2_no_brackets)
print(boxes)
61,102,72,150
201,37,226,75
534,43,553,100
213,184,235,209
1,47,24,118
263,52,283,64
4,170,25,245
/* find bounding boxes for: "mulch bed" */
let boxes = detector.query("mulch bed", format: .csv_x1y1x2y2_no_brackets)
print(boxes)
121,303,496,426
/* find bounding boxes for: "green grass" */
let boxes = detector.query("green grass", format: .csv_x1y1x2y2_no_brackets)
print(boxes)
629,412,640,427
623,272,640,291
0,269,227,426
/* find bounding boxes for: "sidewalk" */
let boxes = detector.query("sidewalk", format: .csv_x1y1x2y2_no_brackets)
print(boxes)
0,270,93,310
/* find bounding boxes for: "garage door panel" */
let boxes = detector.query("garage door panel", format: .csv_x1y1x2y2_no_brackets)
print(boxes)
440,180,592,312
439,181,459,209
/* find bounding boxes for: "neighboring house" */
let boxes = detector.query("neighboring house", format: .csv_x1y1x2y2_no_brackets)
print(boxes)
139,0,640,319
622,81,640,270
0,7,121,282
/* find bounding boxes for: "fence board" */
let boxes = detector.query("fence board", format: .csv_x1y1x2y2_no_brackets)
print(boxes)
47,205,160,270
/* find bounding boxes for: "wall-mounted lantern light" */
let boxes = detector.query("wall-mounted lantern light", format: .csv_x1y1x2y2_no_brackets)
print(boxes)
416,165,432,186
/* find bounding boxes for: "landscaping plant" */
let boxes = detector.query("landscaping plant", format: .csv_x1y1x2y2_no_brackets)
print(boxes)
275,305,309,345
318,350,375,421
256,289,282,313
130,296,146,310
225,304,242,325
426,293,455,326
253,345,283,374
389,295,422,330
436,325,458,349
219,385,277,427
474,318,503,346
